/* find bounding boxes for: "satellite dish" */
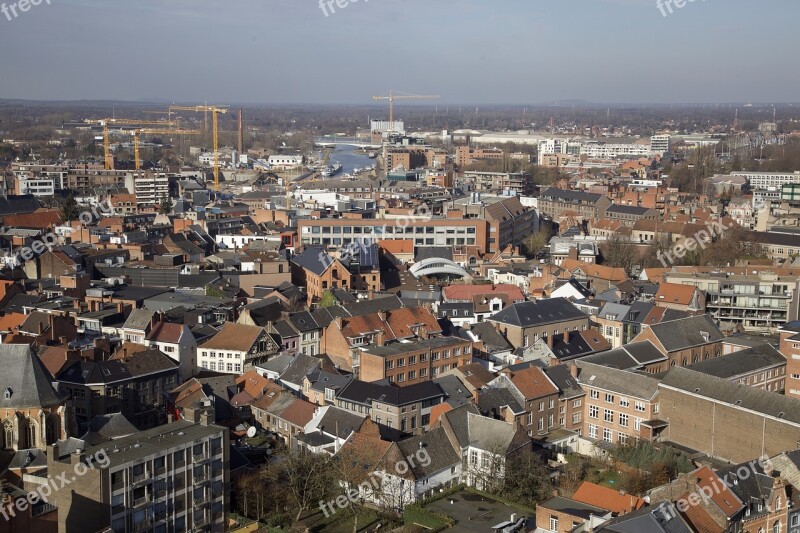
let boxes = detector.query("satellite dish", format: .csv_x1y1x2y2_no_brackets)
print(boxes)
246,427,257,438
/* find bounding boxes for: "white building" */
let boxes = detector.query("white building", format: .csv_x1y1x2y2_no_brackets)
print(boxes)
268,155,304,169
733,171,800,190
650,134,671,155
16,177,56,196
580,141,653,159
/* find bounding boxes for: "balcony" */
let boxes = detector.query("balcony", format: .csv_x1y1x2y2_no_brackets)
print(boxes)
133,519,153,532
133,496,152,508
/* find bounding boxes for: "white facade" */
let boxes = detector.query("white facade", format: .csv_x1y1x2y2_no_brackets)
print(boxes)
650,134,671,155
198,347,245,375
215,234,276,250
268,155,304,168
733,171,800,190
580,142,653,159
17,177,56,196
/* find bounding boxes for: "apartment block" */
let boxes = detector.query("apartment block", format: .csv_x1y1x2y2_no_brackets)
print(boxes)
297,217,489,253
664,270,800,331
47,419,229,533
537,188,612,221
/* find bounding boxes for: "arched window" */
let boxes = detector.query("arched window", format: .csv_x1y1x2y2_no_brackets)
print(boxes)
2,420,12,450
45,414,59,445
693,355,699,363
773,520,781,533
682,357,688,366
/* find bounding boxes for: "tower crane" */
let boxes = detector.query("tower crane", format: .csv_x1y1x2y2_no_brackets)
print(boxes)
372,90,439,133
130,128,201,171
84,118,173,170
168,106,229,191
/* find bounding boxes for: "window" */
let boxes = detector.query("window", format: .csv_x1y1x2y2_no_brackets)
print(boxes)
619,413,629,427
634,401,646,412
605,393,614,404
550,516,559,531
634,417,642,431
604,409,614,423
572,413,581,424
589,406,599,419
619,397,629,408
539,401,545,412
602,428,613,442
572,399,582,408
590,390,599,400
470,450,478,465
588,424,598,439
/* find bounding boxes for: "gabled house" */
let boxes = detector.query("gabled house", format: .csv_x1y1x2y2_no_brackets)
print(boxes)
438,405,531,491
487,297,591,350
487,365,560,436
197,322,279,375
145,321,197,380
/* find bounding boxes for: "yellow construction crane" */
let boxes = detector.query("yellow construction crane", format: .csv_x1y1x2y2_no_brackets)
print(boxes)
372,90,440,131
130,128,201,171
84,118,173,170
168,106,229,191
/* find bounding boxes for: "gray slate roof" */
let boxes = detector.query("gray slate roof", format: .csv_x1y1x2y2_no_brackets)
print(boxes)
660,367,800,425
0,344,64,409
576,361,661,400
488,297,588,327
644,314,723,352
683,344,785,380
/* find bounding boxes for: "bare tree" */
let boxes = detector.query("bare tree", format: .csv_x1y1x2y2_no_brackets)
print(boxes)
279,449,335,521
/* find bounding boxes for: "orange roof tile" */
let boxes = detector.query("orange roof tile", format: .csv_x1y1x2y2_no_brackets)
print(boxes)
692,466,744,518
655,283,698,306
443,284,525,303
508,365,558,400
572,482,646,515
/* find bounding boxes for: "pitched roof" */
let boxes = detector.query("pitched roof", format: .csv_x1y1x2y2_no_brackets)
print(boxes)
290,246,334,276
122,308,155,331
506,365,558,400
0,344,65,408
145,322,185,344
337,379,444,407
488,297,588,328
684,344,785,379
661,367,800,425
200,322,265,352
575,361,661,400
583,340,666,370
655,283,699,306
384,427,460,480
572,482,646,515
641,314,723,353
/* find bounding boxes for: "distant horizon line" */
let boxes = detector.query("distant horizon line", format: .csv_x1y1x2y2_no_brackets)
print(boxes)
0,98,797,109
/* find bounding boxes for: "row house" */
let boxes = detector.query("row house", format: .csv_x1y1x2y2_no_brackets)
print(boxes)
197,322,279,374
359,336,474,385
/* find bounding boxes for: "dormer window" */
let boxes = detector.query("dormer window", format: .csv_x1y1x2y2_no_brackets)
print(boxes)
4,388,11,399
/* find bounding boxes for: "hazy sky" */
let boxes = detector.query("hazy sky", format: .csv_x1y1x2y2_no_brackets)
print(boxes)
0,0,798,104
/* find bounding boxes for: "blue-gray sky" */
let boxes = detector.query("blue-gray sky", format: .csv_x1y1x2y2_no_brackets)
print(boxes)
0,0,798,104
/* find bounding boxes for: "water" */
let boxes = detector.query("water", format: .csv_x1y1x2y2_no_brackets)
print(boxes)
328,144,374,174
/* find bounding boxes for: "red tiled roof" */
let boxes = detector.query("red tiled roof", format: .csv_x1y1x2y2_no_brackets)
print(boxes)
692,466,744,518
508,365,558,400
655,283,697,306
145,322,185,344
572,482,646,515
279,398,317,427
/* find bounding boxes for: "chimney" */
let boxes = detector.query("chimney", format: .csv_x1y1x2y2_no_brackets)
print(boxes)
569,362,579,379
116,302,124,313
549,356,560,367
48,444,60,463
374,330,385,347
59,336,67,346
334,316,343,329
377,311,387,322
238,108,244,156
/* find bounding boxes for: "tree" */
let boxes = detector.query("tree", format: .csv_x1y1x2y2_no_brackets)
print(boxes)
503,452,553,506
61,195,80,223
158,194,173,215
522,231,550,259
559,454,592,497
600,234,637,273
280,450,335,521
319,290,336,308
